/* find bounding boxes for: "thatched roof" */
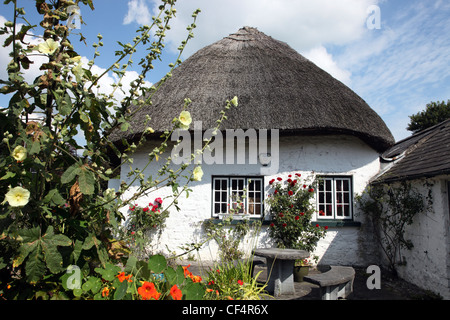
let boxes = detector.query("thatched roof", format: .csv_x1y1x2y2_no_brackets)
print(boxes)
111,26,394,152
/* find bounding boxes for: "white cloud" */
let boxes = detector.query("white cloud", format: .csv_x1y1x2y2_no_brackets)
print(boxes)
150,0,378,57
121,0,377,91
123,0,152,25
303,46,352,86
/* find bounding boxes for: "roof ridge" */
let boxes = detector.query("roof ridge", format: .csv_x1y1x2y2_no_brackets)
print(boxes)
225,26,267,41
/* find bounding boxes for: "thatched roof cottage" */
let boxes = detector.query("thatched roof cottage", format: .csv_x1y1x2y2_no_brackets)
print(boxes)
111,27,396,267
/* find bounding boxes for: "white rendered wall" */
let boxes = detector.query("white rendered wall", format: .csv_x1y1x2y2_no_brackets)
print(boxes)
116,134,382,266
391,177,450,299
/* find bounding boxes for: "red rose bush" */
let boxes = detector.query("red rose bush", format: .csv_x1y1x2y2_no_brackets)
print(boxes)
266,173,327,252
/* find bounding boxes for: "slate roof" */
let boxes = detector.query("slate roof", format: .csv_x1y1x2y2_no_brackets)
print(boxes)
375,119,450,183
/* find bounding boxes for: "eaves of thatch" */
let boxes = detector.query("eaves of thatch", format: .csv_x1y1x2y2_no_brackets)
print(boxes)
110,27,394,153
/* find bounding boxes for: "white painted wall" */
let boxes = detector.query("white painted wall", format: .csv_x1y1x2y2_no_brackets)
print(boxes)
391,177,450,299
116,134,382,267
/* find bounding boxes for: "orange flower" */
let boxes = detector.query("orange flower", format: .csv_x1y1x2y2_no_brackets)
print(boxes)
170,285,183,300
117,271,132,283
190,275,202,283
182,264,202,283
182,264,193,278
101,287,110,298
138,281,161,300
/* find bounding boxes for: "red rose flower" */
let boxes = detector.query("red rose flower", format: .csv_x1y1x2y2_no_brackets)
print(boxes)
282,223,287,228
237,280,244,286
279,212,284,218
324,226,329,230
300,212,305,216
274,190,278,194
295,215,300,221
308,188,314,192
270,223,275,227
316,224,320,227
143,207,149,212
288,190,293,196
277,177,282,181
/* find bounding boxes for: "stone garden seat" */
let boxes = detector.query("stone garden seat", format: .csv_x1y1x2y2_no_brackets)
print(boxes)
303,266,355,300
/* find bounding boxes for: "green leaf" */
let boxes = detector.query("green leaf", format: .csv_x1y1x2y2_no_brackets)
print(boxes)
95,263,120,281
73,288,83,297
14,226,72,281
0,171,16,180
82,276,101,294
165,266,185,286
114,280,128,300
183,282,205,300
82,233,97,250
148,254,167,274
29,140,41,155
124,255,137,274
72,239,83,263
13,227,41,268
43,189,66,206
61,163,82,184
120,122,130,132
78,166,95,195
25,246,46,284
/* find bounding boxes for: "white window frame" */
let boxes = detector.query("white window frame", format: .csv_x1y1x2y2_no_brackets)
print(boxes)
212,176,264,218
317,176,353,220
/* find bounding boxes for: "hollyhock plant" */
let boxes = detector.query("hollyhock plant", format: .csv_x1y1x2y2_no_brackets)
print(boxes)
266,173,327,251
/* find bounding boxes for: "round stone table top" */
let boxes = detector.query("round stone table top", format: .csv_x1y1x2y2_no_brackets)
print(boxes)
253,248,309,260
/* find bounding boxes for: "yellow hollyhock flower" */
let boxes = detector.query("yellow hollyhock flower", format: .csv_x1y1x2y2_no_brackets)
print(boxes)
192,166,203,182
179,111,192,130
37,39,59,55
11,146,27,162
3,187,30,207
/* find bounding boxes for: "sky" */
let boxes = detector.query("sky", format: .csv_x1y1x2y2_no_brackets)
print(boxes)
1,0,450,142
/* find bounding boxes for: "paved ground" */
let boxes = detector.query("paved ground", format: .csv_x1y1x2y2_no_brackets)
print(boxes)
184,260,442,300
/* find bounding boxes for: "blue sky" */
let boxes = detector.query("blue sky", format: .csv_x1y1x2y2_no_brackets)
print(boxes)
1,0,449,142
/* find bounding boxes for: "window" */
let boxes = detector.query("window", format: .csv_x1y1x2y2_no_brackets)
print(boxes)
317,177,353,220
212,176,264,218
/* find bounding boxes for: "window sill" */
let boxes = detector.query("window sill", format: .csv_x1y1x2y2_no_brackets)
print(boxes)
315,220,361,228
207,217,271,226
206,218,360,228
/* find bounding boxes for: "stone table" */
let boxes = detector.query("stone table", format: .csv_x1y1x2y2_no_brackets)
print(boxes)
253,248,309,297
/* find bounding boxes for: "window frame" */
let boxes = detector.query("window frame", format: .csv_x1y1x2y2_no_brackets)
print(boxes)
212,176,264,218
316,176,353,220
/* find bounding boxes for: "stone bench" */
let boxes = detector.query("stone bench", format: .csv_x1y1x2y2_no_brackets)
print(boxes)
304,266,355,300
253,248,309,297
